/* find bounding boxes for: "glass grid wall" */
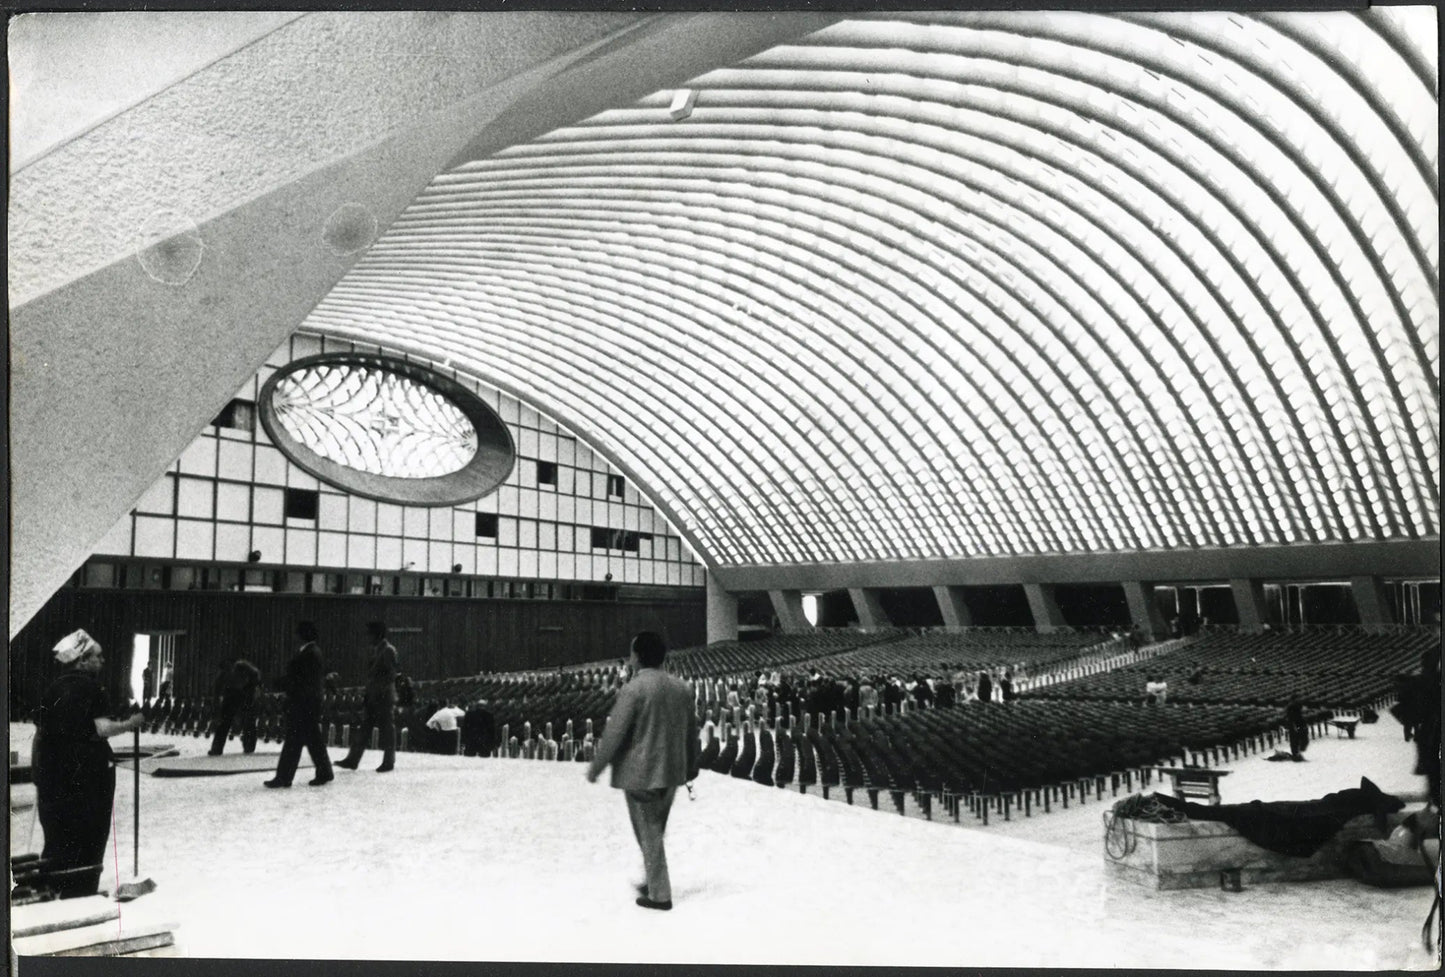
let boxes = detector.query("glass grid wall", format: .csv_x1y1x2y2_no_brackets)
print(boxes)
90,332,706,589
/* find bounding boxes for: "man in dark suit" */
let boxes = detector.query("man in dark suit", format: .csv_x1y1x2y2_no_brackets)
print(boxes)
587,631,699,911
265,621,334,788
461,700,497,758
336,621,398,773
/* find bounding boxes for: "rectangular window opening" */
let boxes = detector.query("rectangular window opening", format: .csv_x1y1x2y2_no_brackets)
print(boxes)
284,487,319,520
212,398,257,432
476,513,499,538
537,461,558,486
82,562,116,588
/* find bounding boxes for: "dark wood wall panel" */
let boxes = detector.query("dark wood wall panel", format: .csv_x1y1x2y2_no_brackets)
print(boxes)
9,590,704,714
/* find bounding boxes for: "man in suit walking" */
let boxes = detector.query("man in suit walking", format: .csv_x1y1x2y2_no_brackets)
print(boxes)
265,621,334,788
587,631,699,911
336,621,398,772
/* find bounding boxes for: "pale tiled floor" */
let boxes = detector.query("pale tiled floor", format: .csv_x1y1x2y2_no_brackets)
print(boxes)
8,713,1440,969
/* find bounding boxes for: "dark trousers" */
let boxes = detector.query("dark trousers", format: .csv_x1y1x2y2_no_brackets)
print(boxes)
462,727,495,757
210,698,257,754
427,728,461,755
1289,724,1310,755
38,764,115,899
273,707,333,785
342,700,395,767
625,786,677,903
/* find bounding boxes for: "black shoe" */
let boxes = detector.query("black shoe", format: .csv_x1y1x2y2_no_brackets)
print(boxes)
308,774,334,786
635,896,672,911
335,759,359,770
263,779,291,789
207,750,222,757
376,763,394,773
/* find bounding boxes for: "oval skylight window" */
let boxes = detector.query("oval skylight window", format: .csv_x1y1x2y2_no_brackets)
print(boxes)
259,353,515,506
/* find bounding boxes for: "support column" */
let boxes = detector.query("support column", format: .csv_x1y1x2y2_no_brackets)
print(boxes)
1023,583,1066,632
1121,581,1168,641
932,586,973,628
1350,575,1395,629
1230,578,1268,633
848,588,891,630
769,589,810,633
706,573,739,645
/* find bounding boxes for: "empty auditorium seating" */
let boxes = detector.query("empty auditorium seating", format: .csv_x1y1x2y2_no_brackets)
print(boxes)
753,727,776,786
786,627,1121,682
107,624,1429,828
663,630,902,682
713,728,739,775
730,722,758,779
1023,626,1430,709
773,729,795,789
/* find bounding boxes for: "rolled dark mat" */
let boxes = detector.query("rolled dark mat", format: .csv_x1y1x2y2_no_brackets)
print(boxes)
143,753,310,777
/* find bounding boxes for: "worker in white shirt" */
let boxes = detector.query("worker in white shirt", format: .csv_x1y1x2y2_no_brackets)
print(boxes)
426,701,466,730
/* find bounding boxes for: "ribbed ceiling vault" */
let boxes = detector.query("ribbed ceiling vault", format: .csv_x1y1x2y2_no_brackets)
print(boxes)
301,9,1439,570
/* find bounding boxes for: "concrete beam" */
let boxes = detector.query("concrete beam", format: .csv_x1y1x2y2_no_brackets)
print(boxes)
932,585,973,628
10,14,636,638
1122,581,1168,640
1023,583,1066,632
1230,578,1269,633
848,588,891,630
705,573,738,645
709,540,1440,592
1350,575,1395,628
769,590,810,633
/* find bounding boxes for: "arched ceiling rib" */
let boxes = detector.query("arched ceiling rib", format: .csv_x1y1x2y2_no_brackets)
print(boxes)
301,10,1439,569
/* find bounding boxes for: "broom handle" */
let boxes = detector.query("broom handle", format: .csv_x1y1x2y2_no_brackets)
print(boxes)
133,724,140,878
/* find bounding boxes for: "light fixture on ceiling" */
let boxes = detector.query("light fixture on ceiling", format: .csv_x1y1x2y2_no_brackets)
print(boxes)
668,88,697,121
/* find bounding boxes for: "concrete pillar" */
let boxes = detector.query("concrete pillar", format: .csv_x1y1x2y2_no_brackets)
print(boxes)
1230,578,1268,633
1121,581,1168,640
1350,575,1395,629
706,573,739,645
1023,583,1066,632
848,588,891,630
932,586,973,628
769,589,810,633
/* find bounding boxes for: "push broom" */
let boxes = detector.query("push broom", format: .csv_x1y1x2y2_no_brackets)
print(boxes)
114,718,156,902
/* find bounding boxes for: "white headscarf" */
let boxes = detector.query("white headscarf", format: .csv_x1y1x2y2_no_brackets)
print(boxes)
53,629,100,664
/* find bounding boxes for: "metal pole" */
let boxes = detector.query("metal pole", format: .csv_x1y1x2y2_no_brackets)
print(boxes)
133,726,140,878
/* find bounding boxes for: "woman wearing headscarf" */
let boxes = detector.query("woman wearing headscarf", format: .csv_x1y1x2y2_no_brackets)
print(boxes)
32,629,145,898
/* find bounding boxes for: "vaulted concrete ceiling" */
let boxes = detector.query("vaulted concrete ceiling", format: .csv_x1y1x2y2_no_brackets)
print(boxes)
8,11,842,635
9,10,1439,637
299,10,1439,572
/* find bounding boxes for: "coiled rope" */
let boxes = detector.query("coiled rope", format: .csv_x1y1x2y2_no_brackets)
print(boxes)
1102,793,1188,860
